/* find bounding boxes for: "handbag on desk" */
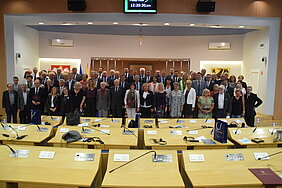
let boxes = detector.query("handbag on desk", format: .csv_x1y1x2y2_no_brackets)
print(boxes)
214,120,228,143
66,112,81,125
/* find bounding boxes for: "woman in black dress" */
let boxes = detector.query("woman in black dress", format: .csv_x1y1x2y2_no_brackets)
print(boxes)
72,82,86,113
46,87,60,116
84,78,97,117
231,89,245,118
154,83,167,117
60,87,73,121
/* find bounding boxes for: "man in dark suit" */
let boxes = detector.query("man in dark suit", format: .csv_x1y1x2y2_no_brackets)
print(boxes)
145,70,153,83
192,72,206,97
167,68,174,80
212,85,232,118
120,74,129,90
172,70,181,83
32,67,39,81
134,75,143,92
29,79,45,113
205,74,214,91
13,76,21,93
139,68,146,83
40,70,48,85
57,79,65,95
65,73,76,92
17,84,31,124
159,71,166,84
72,67,82,81
48,71,58,87
110,79,125,118
107,69,116,87
56,68,64,80
2,83,18,123
97,71,108,89
244,86,263,127
123,67,131,82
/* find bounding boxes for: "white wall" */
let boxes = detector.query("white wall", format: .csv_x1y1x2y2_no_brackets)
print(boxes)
242,29,269,114
39,31,243,72
14,23,39,81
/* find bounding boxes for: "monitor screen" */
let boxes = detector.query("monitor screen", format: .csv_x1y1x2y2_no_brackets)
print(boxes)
124,0,157,14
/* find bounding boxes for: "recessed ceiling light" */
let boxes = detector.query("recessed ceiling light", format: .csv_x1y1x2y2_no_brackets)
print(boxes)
113,22,119,25
56,39,61,42
164,22,170,26
239,25,245,28
38,22,44,25
220,42,226,46
189,23,195,26
87,22,94,25
62,22,71,25
210,25,221,28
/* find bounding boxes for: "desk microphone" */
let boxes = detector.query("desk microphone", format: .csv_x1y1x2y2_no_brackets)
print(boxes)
8,125,28,140
258,151,282,160
0,144,16,154
204,117,209,123
187,125,213,132
82,126,111,136
123,126,138,139
109,151,157,173
252,127,258,133
36,124,42,132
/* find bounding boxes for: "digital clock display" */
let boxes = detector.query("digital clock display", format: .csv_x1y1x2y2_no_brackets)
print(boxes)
124,0,157,14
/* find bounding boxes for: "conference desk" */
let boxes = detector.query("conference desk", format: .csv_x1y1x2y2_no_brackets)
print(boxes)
48,126,138,149
102,149,185,188
0,124,53,146
144,128,233,150
228,127,282,148
41,115,62,126
125,118,156,128
181,148,282,188
255,119,282,127
256,113,274,121
0,145,102,188
61,117,122,128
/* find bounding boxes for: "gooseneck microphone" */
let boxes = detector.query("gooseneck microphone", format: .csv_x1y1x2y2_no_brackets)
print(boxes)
258,151,282,160
36,124,42,131
109,151,157,173
0,144,16,154
123,126,138,139
187,125,213,132
8,125,28,140
82,126,111,136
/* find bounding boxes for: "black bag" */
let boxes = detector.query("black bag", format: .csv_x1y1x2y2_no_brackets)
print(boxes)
31,109,41,124
66,112,80,125
128,120,135,128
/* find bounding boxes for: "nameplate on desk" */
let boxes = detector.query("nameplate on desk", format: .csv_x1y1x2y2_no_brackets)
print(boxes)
100,130,110,134
78,123,89,127
147,130,157,135
174,125,185,128
114,154,130,162
95,119,102,122
74,153,95,161
190,120,197,123
123,130,135,135
38,127,48,132
189,154,205,162
59,128,69,133
100,125,110,128
170,130,182,135
160,120,168,124
254,129,264,134
82,129,94,134
188,130,198,135
144,120,153,123
225,153,244,161
176,120,184,123
235,119,243,123
17,126,27,131
232,130,242,134
254,152,269,160
238,138,252,144
51,117,59,121
195,136,207,142
10,150,29,158
205,120,214,124
82,119,91,122
39,151,55,159
153,154,172,162
268,129,277,134
112,119,120,123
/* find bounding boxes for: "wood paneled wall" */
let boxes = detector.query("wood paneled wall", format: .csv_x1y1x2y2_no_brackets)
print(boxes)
0,0,282,118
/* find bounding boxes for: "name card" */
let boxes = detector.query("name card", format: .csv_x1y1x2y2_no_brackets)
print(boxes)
17,126,27,131
100,130,110,134
188,130,198,135
190,120,197,123
189,154,205,162
232,130,242,134
253,152,269,160
238,138,252,144
60,128,69,133
10,150,29,158
225,153,244,161
195,136,207,142
153,154,172,162
78,123,88,127
100,125,110,128
39,151,55,159
114,154,130,162
160,120,168,124
75,153,95,161
147,130,157,135
170,130,182,135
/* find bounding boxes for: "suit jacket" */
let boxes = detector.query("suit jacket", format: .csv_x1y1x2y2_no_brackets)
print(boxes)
172,76,181,83
107,76,116,87
158,76,166,84
110,86,125,109
144,76,152,83
46,95,60,111
2,90,18,109
120,81,129,90
60,94,73,115
13,84,22,93
18,90,31,111
212,92,232,117
244,93,263,117
205,80,214,91
139,90,154,108
56,74,64,80
29,87,44,110
73,74,82,81
192,80,206,96
96,88,110,110
65,80,76,91
97,76,108,89
139,74,147,83
134,82,143,92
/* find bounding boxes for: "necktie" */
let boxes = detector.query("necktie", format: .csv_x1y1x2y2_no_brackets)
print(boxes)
122,82,125,88
115,87,118,92
176,77,178,82
35,88,38,95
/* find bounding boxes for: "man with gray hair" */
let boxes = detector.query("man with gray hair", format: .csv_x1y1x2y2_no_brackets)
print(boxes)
212,85,232,118
2,83,18,123
18,84,31,124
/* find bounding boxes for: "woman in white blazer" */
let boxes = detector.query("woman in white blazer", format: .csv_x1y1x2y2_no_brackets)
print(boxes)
183,80,196,118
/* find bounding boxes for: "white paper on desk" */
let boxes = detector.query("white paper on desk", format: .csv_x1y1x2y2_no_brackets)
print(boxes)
100,125,110,128
17,126,27,131
188,130,199,135
189,154,205,162
100,129,110,134
114,154,130,162
39,151,55,159
238,138,252,144
59,128,69,133
190,120,197,123
232,130,242,134
95,119,102,122
205,120,214,124
253,129,264,134
253,152,269,160
279,175,282,179
268,129,277,134
147,130,157,135
235,119,243,123
195,136,207,142
41,122,46,125
160,120,168,124
170,130,182,135
78,123,89,127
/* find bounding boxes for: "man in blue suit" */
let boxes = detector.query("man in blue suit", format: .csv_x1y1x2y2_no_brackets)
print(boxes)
192,72,207,97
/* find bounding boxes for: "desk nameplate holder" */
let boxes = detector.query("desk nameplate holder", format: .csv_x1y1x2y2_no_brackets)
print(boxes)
225,153,244,161
123,130,135,135
10,150,30,158
37,127,48,132
152,155,172,162
74,153,95,161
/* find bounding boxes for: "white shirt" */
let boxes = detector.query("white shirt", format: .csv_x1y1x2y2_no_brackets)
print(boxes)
51,95,55,108
184,88,196,108
142,91,151,108
218,93,225,109
22,91,27,105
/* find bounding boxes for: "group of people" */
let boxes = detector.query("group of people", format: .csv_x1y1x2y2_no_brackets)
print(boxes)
2,66,262,127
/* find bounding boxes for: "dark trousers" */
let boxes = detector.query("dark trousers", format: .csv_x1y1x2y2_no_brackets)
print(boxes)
245,116,255,127
216,109,226,118
6,105,17,123
111,104,123,118
141,107,151,118
19,105,30,124
85,99,96,117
